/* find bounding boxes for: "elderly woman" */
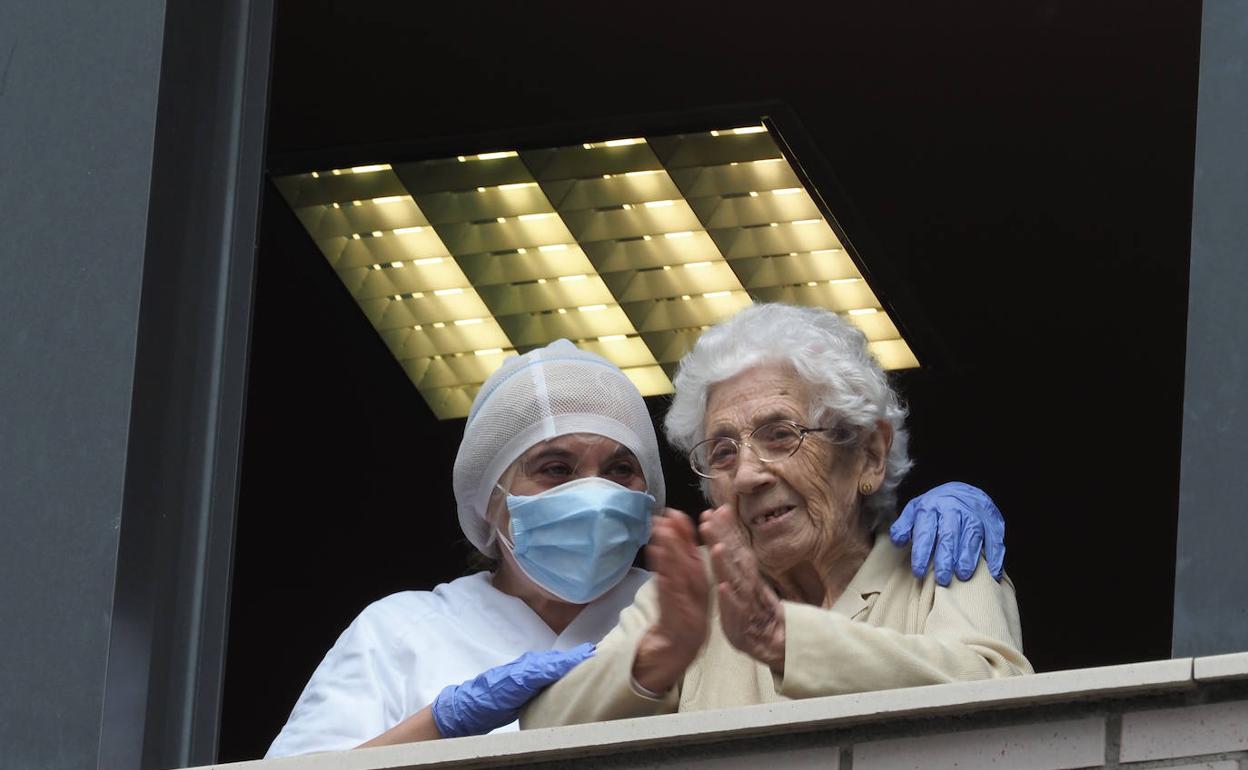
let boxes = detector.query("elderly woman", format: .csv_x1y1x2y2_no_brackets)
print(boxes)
522,304,1030,727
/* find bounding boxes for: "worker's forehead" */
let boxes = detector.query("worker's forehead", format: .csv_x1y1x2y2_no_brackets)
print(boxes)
519,433,634,459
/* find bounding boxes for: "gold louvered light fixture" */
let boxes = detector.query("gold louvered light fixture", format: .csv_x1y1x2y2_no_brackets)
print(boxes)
274,126,918,419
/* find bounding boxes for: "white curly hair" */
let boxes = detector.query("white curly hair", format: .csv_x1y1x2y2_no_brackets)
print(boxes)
664,302,913,526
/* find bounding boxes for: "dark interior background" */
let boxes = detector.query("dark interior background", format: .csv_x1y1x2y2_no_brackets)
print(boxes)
220,0,1201,761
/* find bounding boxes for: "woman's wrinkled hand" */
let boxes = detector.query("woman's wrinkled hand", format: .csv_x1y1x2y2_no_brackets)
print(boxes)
633,508,709,694
699,504,787,675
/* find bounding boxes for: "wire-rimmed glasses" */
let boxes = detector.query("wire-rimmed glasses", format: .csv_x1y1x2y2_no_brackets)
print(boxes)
689,420,849,479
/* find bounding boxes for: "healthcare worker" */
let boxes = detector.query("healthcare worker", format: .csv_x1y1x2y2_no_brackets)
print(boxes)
266,340,1007,757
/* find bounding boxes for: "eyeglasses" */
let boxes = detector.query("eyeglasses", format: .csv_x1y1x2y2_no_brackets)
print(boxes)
689,420,850,479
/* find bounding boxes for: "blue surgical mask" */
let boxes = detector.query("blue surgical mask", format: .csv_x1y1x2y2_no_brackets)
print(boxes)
497,476,655,604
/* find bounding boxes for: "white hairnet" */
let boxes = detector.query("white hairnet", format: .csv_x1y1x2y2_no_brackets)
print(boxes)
452,339,665,556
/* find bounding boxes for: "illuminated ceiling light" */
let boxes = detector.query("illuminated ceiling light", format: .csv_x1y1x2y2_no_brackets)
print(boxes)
275,122,916,419
711,126,768,136
351,164,391,174
582,137,646,148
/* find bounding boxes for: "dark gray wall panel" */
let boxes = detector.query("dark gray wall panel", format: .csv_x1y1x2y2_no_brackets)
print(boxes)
0,0,165,767
1173,0,1248,657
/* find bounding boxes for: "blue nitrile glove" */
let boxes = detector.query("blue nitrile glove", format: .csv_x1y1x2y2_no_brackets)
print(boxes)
431,643,595,738
889,482,1006,586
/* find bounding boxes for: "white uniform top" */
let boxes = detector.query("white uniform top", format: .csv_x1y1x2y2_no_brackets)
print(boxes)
266,568,651,758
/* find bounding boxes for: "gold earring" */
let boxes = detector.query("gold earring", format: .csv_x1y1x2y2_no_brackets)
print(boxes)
860,481,873,494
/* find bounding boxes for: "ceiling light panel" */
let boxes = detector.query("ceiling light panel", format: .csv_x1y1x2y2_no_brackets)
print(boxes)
392,151,664,399
522,139,749,371
276,166,520,419
275,126,918,419
656,127,917,368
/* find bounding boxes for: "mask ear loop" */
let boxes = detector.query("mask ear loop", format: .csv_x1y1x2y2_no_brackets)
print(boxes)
487,483,516,554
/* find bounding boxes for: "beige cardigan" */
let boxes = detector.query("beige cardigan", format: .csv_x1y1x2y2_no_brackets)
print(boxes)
522,535,1032,727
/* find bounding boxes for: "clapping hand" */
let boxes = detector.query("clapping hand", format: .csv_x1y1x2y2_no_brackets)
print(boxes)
633,508,709,694
699,504,786,674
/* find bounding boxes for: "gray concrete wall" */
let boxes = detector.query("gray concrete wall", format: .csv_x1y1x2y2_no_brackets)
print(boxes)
0,0,166,767
1174,0,1248,657
186,654,1248,770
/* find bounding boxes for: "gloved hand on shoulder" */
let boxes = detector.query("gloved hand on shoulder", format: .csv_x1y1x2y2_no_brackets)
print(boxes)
431,643,595,738
889,481,1006,586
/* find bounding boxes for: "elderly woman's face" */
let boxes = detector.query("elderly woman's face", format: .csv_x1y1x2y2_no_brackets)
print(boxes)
704,364,870,575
